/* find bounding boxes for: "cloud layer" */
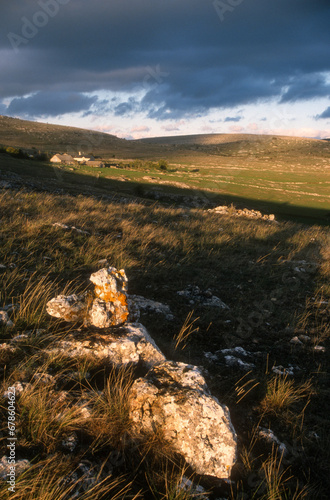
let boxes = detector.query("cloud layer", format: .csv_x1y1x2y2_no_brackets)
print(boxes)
0,0,329,131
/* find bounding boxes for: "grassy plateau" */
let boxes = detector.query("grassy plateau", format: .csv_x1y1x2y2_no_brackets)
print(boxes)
0,116,329,499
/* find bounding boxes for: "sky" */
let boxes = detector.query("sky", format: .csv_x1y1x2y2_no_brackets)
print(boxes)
1,0,330,140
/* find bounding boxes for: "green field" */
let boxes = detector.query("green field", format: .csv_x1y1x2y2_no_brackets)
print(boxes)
0,116,329,223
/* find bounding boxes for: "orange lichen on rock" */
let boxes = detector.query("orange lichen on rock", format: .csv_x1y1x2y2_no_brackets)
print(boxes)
47,267,135,329
89,268,130,327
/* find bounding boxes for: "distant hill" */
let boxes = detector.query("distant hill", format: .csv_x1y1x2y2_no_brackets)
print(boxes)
137,132,272,145
1,115,330,161
0,115,129,156
136,131,330,161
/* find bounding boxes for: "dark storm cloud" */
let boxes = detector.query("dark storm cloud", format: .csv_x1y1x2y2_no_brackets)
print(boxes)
7,92,98,118
114,98,139,117
1,0,330,119
316,107,330,120
280,74,330,103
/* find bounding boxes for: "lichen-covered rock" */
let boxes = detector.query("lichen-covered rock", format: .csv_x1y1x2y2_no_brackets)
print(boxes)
46,294,88,323
89,267,130,326
0,310,14,328
129,294,173,320
0,455,31,480
46,323,165,369
128,361,237,479
127,298,140,323
90,267,127,297
46,267,134,327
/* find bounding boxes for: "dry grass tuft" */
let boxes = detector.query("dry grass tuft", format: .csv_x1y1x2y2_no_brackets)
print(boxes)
173,311,199,351
259,373,313,417
0,453,141,500
16,382,89,453
89,365,135,452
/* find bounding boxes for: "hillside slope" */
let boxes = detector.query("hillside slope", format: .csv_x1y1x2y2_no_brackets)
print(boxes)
0,115,128,155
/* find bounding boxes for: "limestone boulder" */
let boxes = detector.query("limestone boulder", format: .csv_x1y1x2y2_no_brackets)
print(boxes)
46,267,138,327
46,323,165,370
128,361,237,479
46,294,88,323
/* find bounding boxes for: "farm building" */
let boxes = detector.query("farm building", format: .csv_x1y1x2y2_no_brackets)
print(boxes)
85,160,105,168
73,153,95,163
50,154,74,164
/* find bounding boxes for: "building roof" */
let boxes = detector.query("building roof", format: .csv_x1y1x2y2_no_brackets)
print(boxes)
73,154,95,160
51,154,74,162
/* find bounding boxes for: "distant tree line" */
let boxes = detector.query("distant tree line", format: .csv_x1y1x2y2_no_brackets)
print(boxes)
0,145,48,161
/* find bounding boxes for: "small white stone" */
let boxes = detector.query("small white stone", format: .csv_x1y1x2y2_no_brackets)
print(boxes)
290,336,303,345
313,345,326,353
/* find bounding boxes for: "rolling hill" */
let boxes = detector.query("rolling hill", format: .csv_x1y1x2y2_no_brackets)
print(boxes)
0,115,329,224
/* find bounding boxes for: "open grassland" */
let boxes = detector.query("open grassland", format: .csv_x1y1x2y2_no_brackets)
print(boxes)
0,115,329,223
0,185,329,499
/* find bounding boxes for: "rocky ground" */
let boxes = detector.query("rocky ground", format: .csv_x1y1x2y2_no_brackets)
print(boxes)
0,177,329,499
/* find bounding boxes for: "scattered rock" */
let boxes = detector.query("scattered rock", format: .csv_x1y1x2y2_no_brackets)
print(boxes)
204,346,259,370
179,476,208,498
298,335,311,344
0,181,12,189
0,455,31,480
223,355,255,370
52,222,90,235
62,460,98,497
3,381,31,398
258,427,288,456
129,294,174,320
208,205,275,221
0,310,14,328
290,336,303,346
45,266,238,479
11,334,29,343
32,372,56,386
272,365,296,376
0,343,16,354
177,286,229,310
313,345,326,353
52,222,70,230
221,347,249,357
62,432,79,452
129,361,237,479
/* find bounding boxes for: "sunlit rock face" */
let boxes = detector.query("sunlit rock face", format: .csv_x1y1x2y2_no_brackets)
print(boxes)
128,361,237,479
45,323,166,370
46,267,139,327
46,267,238,479
46,294,88,323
